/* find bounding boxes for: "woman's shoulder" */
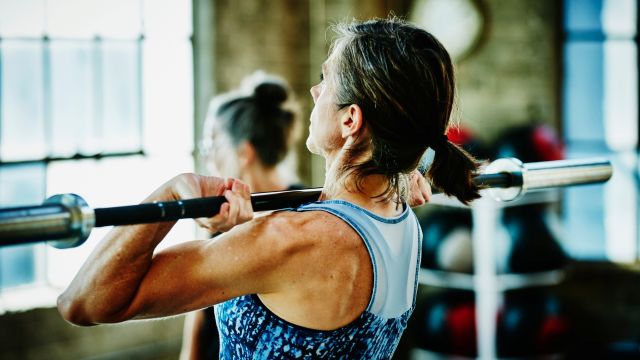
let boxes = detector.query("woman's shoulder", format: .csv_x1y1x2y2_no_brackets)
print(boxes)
254,208,351,235
247,208,362,251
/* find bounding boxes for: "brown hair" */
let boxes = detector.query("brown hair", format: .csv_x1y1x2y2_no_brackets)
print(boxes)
202,72,297,167
330,18,480,204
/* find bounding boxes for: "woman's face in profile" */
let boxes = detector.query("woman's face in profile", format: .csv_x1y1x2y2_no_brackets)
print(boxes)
204,123,241,179
307,59,344,157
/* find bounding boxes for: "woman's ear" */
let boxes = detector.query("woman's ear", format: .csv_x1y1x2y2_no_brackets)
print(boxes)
237,141,257,168
204,151,218,176
340,104,364,139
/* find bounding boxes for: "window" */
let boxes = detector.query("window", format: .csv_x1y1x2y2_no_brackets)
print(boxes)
562,0,639,261
0,0,195,299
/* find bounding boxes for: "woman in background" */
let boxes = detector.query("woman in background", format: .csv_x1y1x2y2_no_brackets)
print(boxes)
180,71,302,360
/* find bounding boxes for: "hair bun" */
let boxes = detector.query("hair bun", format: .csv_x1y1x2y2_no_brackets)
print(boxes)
254,81,288,107
240,70,289,108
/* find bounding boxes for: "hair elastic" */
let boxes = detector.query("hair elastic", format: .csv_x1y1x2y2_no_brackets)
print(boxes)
431,134,448,152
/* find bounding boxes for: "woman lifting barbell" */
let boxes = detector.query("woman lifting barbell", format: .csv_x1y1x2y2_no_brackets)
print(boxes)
57,17,479,359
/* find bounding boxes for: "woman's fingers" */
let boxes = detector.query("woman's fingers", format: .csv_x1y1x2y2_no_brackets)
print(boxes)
408,170,432,207
224,189,240,227
200,178,253,233
233,180,253,223
418,175,432,202
170,173,227,201
173,175,253,233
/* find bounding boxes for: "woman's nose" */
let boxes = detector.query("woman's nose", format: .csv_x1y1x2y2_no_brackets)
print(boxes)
310,85,319,103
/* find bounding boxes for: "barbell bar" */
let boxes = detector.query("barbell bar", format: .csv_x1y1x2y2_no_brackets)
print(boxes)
0,157,612,249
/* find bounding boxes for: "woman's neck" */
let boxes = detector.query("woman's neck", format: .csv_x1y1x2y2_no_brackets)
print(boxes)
242,165,289,193
321,164,403,217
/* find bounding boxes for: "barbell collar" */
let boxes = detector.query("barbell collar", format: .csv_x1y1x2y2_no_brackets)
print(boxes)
46,194,94,249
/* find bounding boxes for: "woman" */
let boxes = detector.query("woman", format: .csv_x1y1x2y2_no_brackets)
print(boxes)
181,71,303,359
57,18,479,359
199,71,302,193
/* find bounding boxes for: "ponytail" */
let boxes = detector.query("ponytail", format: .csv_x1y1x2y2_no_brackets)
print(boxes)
330,18,481,204
427,140,481,205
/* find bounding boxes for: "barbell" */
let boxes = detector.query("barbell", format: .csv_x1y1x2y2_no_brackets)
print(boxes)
0,157,612,249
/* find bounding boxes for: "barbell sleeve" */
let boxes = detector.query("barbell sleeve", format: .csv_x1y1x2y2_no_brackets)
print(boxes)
484,157,613,201
0,157,613,249
0,194,94,249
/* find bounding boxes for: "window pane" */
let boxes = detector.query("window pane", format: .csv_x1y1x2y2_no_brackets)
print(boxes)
92,0,142,39
563,42,605,143
46,155,195,288
562,164,607,260
0,163,46,289
0,40,47,161
143,0,192,39
604,40,638,151
143,39,193,155
50,41,96,157
101,41,142,153
47,0,142,39
0,0,46,37
604,152,639,262
564,0,603,32
46,0,97,38
0,245,36,288
602,0,637,37
0,164,46,205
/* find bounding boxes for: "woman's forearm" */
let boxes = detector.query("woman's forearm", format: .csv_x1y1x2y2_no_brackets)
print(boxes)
56,174,251,326
57,183,177,325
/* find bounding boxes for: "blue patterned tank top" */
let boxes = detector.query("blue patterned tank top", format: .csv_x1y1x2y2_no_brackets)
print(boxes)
214,200,423,359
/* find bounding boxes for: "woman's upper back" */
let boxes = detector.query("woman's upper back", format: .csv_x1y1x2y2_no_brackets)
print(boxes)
292,200,422,319
214,199,422,359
